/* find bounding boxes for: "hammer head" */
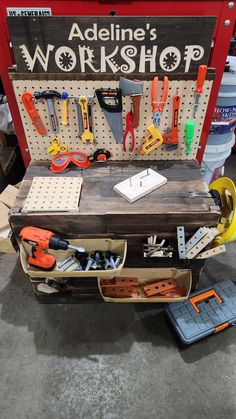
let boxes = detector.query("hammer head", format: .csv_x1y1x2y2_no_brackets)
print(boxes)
34,90,61,100
119,77,143,96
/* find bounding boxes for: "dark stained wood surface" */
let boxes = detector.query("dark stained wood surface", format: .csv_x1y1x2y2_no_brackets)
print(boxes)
8,16,216,75
9,69,216,81
10,160,220,236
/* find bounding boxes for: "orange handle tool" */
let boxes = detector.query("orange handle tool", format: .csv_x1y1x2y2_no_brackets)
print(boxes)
151,76,169,113
22,92,46,136
160,76,169,112
196,65,207,94
163,95,180,146
189,289,222,313
151,76,159,112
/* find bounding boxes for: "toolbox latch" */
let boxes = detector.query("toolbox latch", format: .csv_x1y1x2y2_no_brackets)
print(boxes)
215,322,229,333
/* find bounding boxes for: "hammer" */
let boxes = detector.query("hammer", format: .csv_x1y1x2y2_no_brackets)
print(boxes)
34,90,61,133
119,77,143,128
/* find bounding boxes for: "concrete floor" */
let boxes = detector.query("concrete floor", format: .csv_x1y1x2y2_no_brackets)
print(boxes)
0,245,236,419
0,155,236,418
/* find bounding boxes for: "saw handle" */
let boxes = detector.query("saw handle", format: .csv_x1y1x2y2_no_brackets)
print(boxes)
96,89,122,113
196,65,207,94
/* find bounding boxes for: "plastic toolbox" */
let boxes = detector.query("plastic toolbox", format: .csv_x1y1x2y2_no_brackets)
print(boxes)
165,279,236,344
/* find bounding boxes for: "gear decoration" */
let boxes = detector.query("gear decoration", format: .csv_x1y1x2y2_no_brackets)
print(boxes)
159,47,181,72
79,45,95,60
58,51,74,70
55,47,76,72
162,52,178,70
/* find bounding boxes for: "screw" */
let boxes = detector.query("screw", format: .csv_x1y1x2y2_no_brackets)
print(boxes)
85,257,95,271
129,178,132,187
109,256,116,269
91,250,104,269
140,180,143,187
228,1,234,8
57,256,73,269
72,263,83,271
60,259,77,272
104,257,112,270
224,19,231,26
113,255,122,268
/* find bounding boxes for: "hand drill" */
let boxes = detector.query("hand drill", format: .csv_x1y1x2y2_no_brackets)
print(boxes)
20,226,85,270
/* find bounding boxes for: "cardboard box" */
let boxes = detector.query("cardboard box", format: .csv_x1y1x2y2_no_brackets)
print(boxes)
0,184,18,208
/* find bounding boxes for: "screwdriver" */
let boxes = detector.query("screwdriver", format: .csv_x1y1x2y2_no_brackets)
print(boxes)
193,65,207,118
185,120,195,155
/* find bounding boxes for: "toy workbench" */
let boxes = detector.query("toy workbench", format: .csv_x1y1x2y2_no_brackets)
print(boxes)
3,12,231,303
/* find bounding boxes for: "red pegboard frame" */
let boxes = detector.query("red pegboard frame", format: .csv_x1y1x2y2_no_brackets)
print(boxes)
0,1,235,167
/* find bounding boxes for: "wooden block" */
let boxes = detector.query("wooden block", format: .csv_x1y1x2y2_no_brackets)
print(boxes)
0,202,10,231
0,185,18,208
102,285,139,298
115,277,139,286
143,279,177,297
113,168,167,203
101,277,139,288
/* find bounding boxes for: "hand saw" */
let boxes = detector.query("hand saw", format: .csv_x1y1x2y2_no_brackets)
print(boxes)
95,88,123,143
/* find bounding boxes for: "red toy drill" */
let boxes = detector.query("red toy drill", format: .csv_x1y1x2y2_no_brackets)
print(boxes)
20,226,85,270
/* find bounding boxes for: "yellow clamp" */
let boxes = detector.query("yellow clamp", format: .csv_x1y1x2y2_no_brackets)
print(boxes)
47,137,68,156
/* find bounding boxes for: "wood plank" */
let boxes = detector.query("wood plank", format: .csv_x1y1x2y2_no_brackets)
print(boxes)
10,159,220,237
15,160,214,214
9,69,216,81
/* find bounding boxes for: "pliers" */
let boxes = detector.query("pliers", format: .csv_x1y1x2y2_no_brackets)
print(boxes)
123,111,135,152
152,76,169,127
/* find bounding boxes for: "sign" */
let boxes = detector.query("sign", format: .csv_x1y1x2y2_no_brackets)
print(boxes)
7,16,216,74
7,8,51,17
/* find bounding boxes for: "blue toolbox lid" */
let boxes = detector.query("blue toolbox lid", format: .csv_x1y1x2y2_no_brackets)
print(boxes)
165,279,236,344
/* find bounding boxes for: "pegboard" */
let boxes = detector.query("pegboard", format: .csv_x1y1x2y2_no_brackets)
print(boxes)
12,78,213,161
22,176,83,212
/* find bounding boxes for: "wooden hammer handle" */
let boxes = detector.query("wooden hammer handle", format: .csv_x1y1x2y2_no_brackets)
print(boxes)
131,95,141,128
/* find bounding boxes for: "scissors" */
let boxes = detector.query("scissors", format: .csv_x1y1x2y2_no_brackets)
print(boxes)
47,137,68,156
123,111,135,152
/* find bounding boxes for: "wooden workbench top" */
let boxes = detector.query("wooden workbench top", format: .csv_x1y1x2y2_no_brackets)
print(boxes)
10,160,220,236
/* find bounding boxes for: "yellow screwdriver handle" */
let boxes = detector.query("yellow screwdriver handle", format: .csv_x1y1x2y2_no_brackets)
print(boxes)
62,99,68,125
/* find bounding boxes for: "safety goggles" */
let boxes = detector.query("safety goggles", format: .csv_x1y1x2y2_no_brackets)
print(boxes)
50,151,90,173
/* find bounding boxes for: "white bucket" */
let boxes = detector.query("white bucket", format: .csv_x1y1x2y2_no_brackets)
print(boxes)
210,56,236,137
201,133,235,184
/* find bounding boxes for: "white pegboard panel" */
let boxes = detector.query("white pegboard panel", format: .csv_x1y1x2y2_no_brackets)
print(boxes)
22,176,83,212
12,79,213,161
